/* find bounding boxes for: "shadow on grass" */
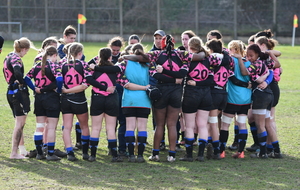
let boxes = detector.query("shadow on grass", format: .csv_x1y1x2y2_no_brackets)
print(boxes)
0,146,299,189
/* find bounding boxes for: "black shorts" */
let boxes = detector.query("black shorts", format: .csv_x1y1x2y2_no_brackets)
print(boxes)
153,84,183,109
90,92,119,117
122,108,150,118
269,81,280,107
182,86,213,113
61,93,88,115
251,88,273,110
211,90,227,111
7,88,30,117
223,103,251,115
34,92,60,118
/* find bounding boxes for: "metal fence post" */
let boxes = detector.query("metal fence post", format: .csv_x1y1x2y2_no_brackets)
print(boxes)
157,0,160,30
45,0,49,38
273,0,277,36
195,0,198,35
7,0,11,35
119,0,123,36
234,0,237,39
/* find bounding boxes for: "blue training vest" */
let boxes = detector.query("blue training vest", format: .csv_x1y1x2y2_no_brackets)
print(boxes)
227,57,252,105
122,60,151,108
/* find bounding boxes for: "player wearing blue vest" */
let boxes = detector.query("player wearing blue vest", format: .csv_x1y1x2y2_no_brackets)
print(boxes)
119,44,152,163
219,40,252,159
90,44,152,162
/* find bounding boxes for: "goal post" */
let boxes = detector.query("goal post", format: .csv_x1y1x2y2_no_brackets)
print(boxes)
0,22,22,38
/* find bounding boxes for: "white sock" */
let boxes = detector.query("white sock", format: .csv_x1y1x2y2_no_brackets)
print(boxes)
18,145,27,155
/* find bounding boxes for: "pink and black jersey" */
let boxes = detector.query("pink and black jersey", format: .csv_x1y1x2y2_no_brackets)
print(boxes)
247,60,269,89
148,50,192,83
3,52,24,85
34,54,42,65
187,55,220,84
262,56,275,70
58,56,67,67
273,68,281,82
26,60,61,89
212,53,234,89
90,67,119,96
61,59,91,89
87,56,99,65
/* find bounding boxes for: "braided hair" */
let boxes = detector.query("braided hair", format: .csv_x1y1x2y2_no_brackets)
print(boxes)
161,35,175,70
165,35,174,58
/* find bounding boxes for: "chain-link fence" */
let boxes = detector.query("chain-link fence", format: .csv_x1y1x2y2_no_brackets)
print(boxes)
0,0,299,41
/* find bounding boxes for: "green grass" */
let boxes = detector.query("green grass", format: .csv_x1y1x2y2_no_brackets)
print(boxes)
0,41,300,189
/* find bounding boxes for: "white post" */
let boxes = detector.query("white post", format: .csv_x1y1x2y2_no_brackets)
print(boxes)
78,22,80,43
292,26,296,47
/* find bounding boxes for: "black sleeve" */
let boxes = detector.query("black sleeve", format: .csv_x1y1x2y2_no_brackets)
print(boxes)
94,65,121,73
40,81,57,93
13,65,24,84
86,76,107,91
229,75,249,87
195,75,214,86
87,58,96,65
162,69,188,78
153,73,176,83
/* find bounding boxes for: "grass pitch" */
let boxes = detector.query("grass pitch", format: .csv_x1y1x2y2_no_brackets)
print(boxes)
0,41,300,189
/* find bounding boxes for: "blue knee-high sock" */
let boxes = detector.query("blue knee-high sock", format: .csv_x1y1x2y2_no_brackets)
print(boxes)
266,144,273,153
219,130,229,153
212,140,220,155
185,138,194,158
89,137,99,157
47,142,55,156
234,125,239,143
250,122,259,145
34,133,43,155
238,129,248,152
207,136,212,144
75,122,81,143
66,147,74,156
272,141,280,154
125,131,135,156
108,139,118,157
137,131,147,156
81,135,90,154
198,139,207,157
169,150,176,157
258,131,267,155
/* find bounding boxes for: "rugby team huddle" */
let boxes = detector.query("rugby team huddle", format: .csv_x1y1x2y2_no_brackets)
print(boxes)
3,25,282,163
